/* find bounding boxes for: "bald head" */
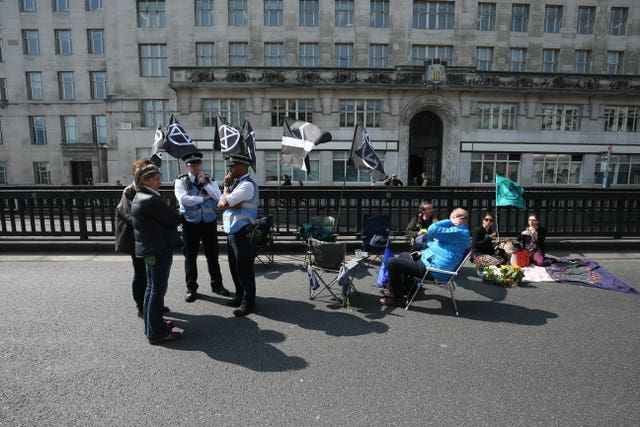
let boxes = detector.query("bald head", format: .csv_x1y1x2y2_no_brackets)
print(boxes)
450,208,468,226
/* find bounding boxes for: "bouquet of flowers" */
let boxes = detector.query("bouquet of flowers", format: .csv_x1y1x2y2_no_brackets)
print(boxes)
480,264,525,288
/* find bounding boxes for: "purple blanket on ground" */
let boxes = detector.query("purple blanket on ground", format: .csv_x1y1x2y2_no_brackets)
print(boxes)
546,258,639,295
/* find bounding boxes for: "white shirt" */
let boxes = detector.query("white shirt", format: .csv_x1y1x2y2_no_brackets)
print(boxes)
226,174,255,207
174,173,222,207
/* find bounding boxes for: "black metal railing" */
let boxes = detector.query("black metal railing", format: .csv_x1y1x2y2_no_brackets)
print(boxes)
1,186,638,240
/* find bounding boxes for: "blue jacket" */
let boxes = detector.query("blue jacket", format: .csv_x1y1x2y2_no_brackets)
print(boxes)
420,219,470,281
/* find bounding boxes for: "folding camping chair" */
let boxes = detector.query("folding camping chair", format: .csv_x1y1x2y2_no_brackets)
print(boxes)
254,215,276,265
306,238,359,307
357,214,393,263
299,215,337,268
404,249,472,316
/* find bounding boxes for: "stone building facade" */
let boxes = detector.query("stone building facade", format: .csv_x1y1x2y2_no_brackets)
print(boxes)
0,0,638,187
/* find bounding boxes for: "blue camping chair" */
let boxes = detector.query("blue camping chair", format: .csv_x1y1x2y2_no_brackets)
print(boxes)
357,214,393,263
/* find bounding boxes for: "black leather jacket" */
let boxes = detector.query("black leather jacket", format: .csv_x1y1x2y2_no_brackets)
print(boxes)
131,186,181,258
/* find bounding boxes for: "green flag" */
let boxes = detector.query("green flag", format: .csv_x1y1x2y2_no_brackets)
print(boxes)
496,174,525,209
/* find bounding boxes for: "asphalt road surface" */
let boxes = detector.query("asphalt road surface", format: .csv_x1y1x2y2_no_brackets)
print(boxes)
1,248,638,426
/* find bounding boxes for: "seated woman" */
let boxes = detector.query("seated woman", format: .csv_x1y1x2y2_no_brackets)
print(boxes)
519,213,552,266
405,201,438,250
471,211,506,266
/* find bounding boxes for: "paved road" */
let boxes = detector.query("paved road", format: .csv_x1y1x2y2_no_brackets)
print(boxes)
1,248,638,426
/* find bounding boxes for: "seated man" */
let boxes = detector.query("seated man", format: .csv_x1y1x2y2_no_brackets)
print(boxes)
381,208,470,307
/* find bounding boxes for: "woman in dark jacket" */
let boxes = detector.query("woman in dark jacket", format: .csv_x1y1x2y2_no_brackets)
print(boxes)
115,159,167,318
471,212,505,265
131,164,182,344
405,201,437,249
519,213,551,266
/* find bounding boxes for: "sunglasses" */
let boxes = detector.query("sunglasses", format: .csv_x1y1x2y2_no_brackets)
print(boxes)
483,218,494,222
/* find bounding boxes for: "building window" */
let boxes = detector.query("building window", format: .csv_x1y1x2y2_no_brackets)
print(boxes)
202,98,246,127
137,1,166,28
53,0,70,12
333,151,384,183
90,71,107,100
58,71,75,100
509,48,526,72
477,3,495,31
299,43,319,67
470,153,520,184
604,106,639,133
54,30,73,55
299,0,319,27
605,51,623,75
510,4,528,32
413,1,454,30
229,42,248,67
477,102,517,130
266,151,319,183
86,0,103,12
139,44,168,77
196,43,216,66
141,99,171,128
577,7,595,35
22,30,40,55
34,162,52,184
574,50,591,74
541,49,559,73
0,79,7,103
0,162,6,184
542,104,581,131
369,44,388,68
264,42,284,67
87,30,104,54
30,116,47,145
61,116,78,144
26,72,44,100
370,0,389,28
21,0,37,12
476,47,493,71
93,115,108,144
411,45,452,66
195,0,214,26
270,99,313,127
335,43,353,68
229,0,248,26
339,99,381,128
533,154,582,185
596,155,640,186
264,0,283,26
610,8,628,36
335,0,354,27
136,147,181,183
544,5,562,33
0,38,3,62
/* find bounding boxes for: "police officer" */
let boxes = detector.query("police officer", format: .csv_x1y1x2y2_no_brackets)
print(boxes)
175,151,230,302
217,154,259,317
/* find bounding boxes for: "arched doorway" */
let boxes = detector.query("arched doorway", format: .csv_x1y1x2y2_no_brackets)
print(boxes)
409,111,443,186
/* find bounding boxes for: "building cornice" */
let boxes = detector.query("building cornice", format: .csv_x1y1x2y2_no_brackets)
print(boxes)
169,67,640,96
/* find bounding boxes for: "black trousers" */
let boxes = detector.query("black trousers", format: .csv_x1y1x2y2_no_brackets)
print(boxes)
227,225,256,306
387,252,427,297
182,219,223,291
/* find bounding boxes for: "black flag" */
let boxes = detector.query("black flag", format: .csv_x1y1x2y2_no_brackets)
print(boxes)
164,114,197,159
241,119,257,172
214,114,243,159
348,125,386,181
149,126,164,167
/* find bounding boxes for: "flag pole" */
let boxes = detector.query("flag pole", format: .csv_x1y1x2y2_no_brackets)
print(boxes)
495,175,501,242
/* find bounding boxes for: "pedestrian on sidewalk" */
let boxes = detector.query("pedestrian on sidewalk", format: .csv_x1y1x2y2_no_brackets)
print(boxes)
115,158,170,318
218,154,259,317
175,151,230,303
131,164,183,344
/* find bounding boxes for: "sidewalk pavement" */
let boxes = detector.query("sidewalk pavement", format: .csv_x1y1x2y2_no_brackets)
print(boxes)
0,248,639,426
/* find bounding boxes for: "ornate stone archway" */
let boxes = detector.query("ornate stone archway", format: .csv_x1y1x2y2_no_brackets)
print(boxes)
398,95,460,186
